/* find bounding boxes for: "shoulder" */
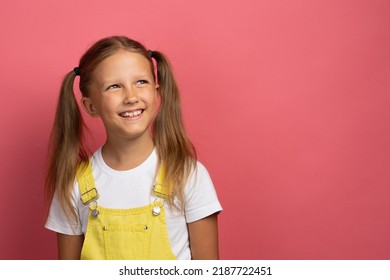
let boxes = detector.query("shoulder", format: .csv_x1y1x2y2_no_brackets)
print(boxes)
184,160,223,223
186,160,214,190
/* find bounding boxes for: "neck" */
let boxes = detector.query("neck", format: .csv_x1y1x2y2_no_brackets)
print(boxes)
101,133,155,171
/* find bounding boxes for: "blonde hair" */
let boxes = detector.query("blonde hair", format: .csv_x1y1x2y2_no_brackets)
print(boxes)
45,36,196,221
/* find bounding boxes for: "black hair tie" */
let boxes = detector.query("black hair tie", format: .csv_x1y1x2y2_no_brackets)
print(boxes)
74,67,80,76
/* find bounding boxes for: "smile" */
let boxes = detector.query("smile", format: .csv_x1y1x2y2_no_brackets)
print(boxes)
119,109,144,118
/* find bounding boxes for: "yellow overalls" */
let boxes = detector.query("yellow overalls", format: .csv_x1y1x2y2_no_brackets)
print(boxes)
76,160,176,260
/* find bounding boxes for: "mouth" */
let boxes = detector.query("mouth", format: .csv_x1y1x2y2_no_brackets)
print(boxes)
119,109,144,118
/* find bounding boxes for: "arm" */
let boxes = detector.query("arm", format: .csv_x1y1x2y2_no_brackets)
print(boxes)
57,233,84,260
188,213,220,260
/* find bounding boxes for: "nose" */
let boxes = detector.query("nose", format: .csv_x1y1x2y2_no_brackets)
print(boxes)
123,86,138,104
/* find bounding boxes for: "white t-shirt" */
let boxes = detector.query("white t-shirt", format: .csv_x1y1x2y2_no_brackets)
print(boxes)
45,148,222,259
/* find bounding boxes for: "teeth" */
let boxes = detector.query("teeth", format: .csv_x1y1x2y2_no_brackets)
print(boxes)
120,110,143,117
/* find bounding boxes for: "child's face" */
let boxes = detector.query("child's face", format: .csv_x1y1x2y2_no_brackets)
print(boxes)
82,50,158,142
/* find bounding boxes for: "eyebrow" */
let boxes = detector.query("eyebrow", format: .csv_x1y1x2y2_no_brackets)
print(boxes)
100,74,154,86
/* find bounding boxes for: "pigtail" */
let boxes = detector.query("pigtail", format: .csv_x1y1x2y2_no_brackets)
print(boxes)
151,51,197,210
45,70,89,222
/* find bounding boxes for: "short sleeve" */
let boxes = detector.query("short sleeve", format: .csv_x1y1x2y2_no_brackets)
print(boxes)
184,162,223,223
44,185,83,235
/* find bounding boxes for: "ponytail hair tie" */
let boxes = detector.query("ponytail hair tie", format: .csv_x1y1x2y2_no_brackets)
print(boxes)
148,50,153,58
74,67,80,76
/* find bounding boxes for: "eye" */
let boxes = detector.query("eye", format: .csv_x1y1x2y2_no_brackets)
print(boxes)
106,84,120,90
135,80,148,86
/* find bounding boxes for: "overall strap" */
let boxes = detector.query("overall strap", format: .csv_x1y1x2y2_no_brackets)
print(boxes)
76,159,170,203
153,163,172,200
76,160,99,205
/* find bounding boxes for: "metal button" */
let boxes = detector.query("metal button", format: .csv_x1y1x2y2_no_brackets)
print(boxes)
103,226,107,231
92,209,99,217
152,206,161,216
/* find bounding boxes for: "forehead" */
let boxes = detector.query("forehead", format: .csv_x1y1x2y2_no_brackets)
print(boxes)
92,50,152,79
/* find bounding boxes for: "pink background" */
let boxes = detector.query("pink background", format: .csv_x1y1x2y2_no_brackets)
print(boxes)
0,0,389,259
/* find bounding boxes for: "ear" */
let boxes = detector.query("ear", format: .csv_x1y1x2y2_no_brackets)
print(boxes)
154,84,160,101
81,97,99,117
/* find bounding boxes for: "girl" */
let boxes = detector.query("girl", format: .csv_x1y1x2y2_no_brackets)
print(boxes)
44,36,222,260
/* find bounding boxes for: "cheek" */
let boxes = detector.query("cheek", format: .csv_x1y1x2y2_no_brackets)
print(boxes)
104,93,123,104
149,98,158,113
142,90,158,105
146,93,159,116
153,93,161,112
